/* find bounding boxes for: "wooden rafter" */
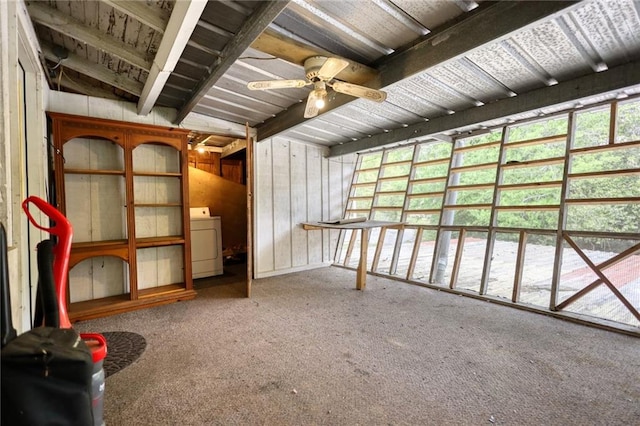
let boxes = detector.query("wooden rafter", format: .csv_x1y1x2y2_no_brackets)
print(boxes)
250,28,377,85
101,0,169,33
53,73,121,100
41,43,143,96
27,2,152,72
137,0,208,115
173,0,291,124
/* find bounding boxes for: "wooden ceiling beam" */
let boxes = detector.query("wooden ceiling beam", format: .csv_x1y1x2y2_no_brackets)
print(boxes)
257,1,579,141
101,0,170,34
53,73,122,100
27,2,152,72
173,0,291,125
221,138,247,157
250,28,377,85
41,43,144,96
137,0,208,116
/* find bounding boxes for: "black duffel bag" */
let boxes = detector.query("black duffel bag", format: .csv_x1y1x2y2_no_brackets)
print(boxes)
1,327,94,425
1,225,94,426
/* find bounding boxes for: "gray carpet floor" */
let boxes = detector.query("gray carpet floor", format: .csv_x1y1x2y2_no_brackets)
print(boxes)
74,266,640,426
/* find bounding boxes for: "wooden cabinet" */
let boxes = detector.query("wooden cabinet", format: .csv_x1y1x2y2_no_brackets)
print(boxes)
49,113,195,321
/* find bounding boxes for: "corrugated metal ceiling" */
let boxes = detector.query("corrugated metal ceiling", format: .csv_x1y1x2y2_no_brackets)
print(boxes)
26,0,640,153
254,0,640,150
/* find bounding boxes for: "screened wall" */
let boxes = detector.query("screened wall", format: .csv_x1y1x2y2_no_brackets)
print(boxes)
336,97,640,334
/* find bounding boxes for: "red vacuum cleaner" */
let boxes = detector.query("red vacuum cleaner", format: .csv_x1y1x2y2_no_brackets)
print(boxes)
0,196,106,425
22,196,107,426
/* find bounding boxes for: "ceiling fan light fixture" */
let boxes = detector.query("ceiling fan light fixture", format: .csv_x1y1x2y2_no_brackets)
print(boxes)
314,89,327,109
247,55,385,119
311,80,327,109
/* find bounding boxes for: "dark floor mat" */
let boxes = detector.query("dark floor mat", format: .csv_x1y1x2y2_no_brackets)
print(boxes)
101,331,146,378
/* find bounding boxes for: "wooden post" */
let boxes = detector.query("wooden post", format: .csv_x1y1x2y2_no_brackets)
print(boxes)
356,228,369,290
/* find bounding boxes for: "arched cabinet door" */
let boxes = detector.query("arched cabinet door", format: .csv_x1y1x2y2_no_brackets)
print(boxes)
49,113,195,322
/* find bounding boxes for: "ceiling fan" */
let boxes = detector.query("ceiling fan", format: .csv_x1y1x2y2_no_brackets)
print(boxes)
247,56,387,118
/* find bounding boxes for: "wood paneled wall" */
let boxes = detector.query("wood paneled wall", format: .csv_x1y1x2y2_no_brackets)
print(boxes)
254,137,356,278
188,167,247,252
188,150,221,176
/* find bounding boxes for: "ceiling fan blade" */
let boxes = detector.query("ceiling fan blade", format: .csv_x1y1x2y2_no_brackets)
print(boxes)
304,91,321,118
318,57,349,81
247,80,308,90
331,81,387,103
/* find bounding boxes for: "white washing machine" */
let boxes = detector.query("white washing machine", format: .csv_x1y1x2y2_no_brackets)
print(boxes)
190,207,223,278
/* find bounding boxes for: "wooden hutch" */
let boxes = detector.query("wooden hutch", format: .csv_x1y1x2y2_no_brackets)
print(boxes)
49,112,196,321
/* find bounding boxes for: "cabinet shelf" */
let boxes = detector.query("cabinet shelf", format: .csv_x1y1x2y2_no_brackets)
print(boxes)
69,286,196,322
72,239,128,248
138,284,193,299
136,236,185,248
134,203,183,207
133,171,182,177
65,168,125,175
70,240,129,269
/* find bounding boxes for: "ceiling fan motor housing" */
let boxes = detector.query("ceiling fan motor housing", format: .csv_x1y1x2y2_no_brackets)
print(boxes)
304,56,329,81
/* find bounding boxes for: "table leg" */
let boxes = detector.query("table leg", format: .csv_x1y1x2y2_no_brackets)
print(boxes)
356,228,369,290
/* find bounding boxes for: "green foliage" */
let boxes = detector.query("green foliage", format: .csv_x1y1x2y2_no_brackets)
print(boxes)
352,184,375,197
359,152,382,169
574,107,609,148
410,181,446,194
496,211,559,230
455,189,494,205
381,163,411,178
501,165,564,184
616,100,640,142
380,178,408,192
569,176,638,198
408,195,442,210
350,198,372,210
458,130,502,146
373,210,402,222
508,116,568,142
352,101,638,249
457,169,497,185
504,142,565,162
571,147,640,173
376,194,405,207
500,188,560,206
414,164,449,179
355,169,378,183
566,205,640,234
386,146,414,162
416,142,452,161
406,213,440,225
451,208,491,226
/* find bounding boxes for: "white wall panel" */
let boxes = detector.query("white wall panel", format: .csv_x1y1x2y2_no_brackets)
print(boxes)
321,151,331,263
306,145,323,265
2,1,51,332
255,140,274,274
254,136,355,278
272,139,293,270
49,91,253,137
69,256,125,302
290,142,308,267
